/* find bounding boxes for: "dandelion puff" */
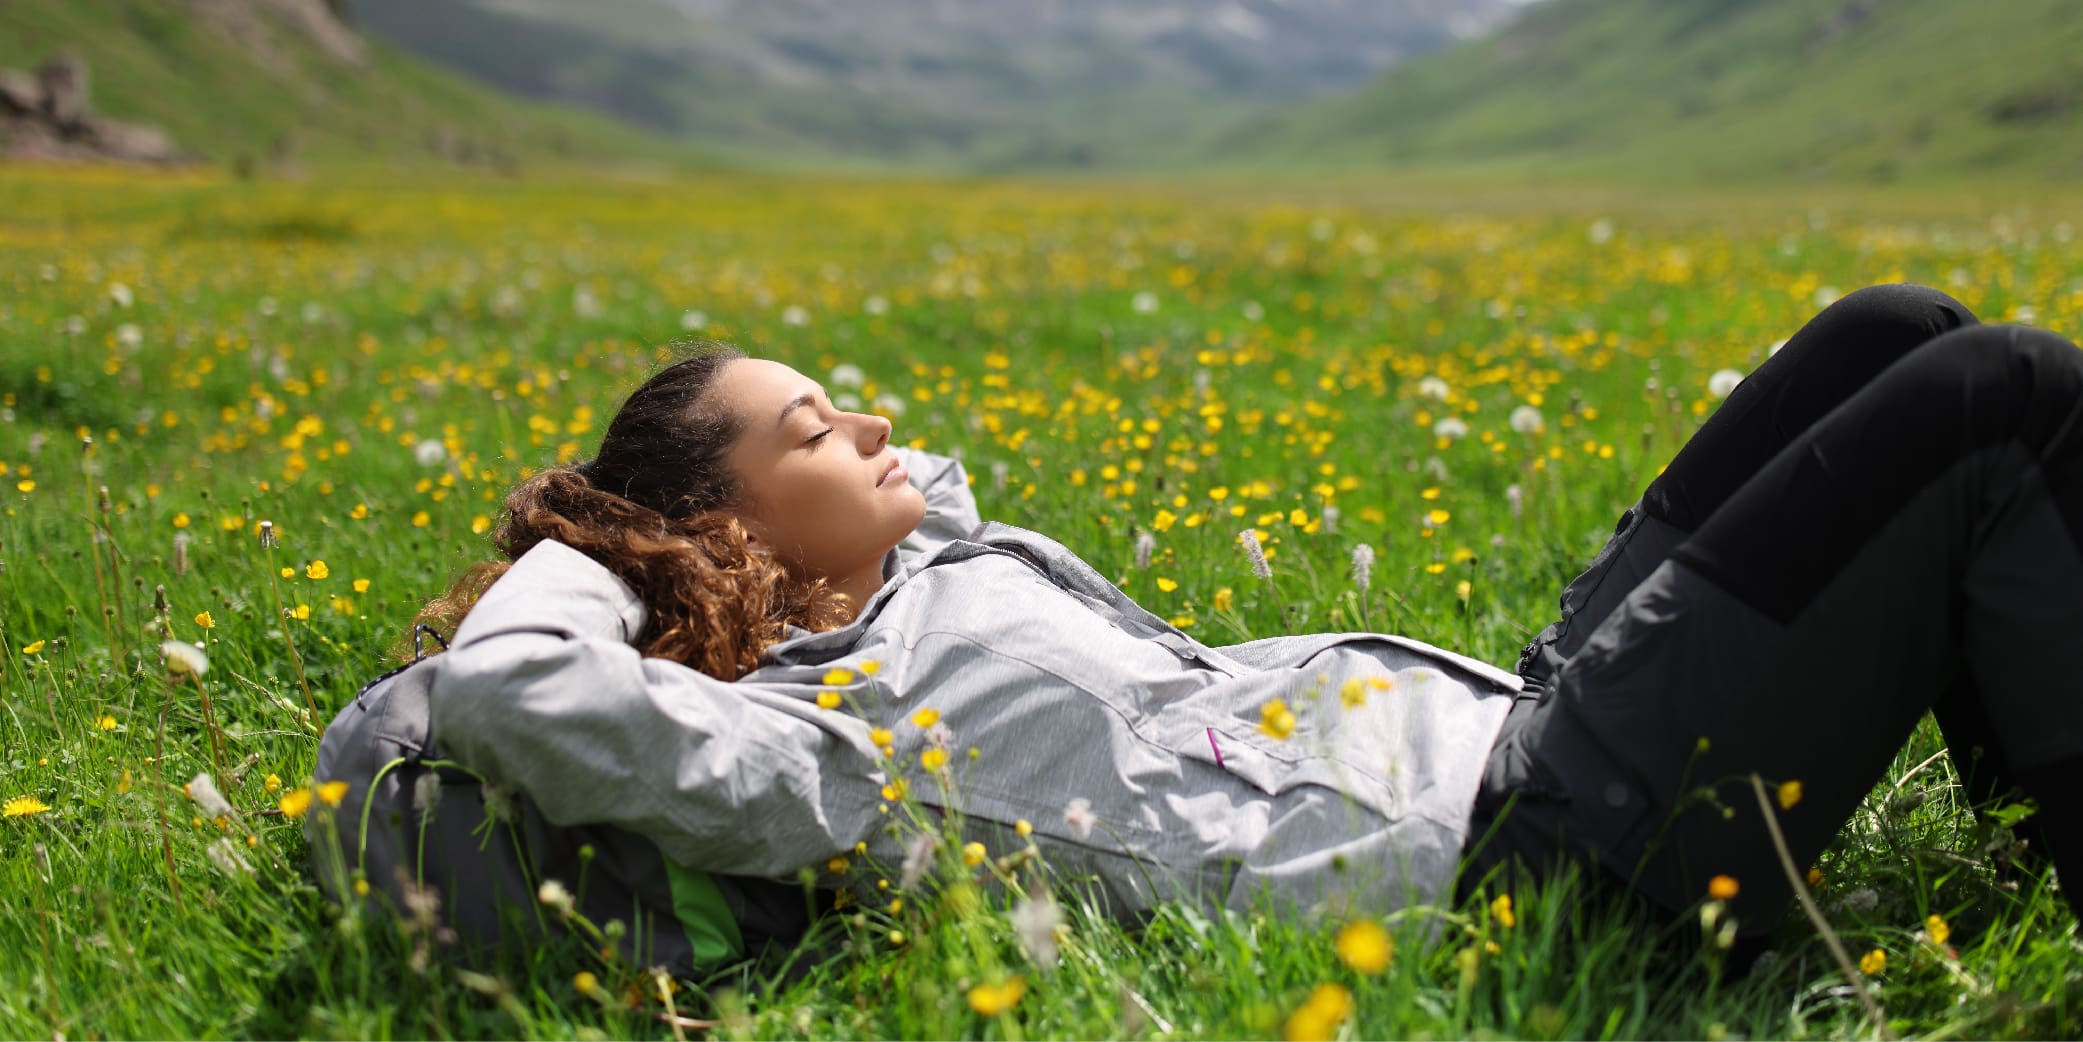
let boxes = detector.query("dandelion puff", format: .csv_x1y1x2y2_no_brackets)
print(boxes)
1134,531,1156,570
172,531,191,576
1417,376,1452,401
1237,529,1271,580
206,837,254,876
1506,484,1523,520
1010,892,1064,968
481,782,517,824
678,309,708,331
1131,291,1159,315
412,772,442,824
1433,417,1470,440
414,439,447,467
781,305,810,327
572,285,601,318
829,363,866,389
1509,405,1544,434
108,282,134,308
1063,797,1097,841
1321,505,1340,533
1424,457,1451,482
1708,368,1746,399
1241,299,1266,322
991,461,1009,492
1588,217,1615,245
899,831,939,889
1350,544,1374,593
872,393,906,417
256,519,278,549
834,392,863,411
863,295,890,317
185,772,234,818
116,323,142,349
161,640,209,677
538,879,575,915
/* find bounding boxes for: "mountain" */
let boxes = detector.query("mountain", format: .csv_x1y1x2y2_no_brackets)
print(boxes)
340,0,1537,171
0,0,691,171
1228,0,2083,184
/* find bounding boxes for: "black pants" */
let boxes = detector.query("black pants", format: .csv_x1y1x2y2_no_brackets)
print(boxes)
1458,283,2083,939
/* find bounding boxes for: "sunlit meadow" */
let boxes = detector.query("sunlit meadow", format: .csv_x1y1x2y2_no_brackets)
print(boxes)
2,165,2080,1039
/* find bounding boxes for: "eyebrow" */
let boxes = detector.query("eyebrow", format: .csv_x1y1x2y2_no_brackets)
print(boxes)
776,389,821,429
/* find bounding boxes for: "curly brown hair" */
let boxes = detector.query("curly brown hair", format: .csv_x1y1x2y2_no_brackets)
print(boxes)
402,342,853,680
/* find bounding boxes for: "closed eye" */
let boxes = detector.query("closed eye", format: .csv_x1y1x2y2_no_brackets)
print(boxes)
804,427,834,448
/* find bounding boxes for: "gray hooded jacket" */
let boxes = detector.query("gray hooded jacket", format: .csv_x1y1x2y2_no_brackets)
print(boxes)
429,448,1521,923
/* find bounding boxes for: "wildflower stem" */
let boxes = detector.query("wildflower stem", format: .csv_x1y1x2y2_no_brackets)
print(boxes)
1748,773,1891,1040
187,670,228,785
153,691,185,913
262,542,319,724
81,456,122,671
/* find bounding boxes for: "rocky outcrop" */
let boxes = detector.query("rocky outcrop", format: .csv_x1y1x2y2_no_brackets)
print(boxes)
0,56,180,164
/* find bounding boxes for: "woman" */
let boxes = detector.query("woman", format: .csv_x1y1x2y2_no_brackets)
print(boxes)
420,283,2081,965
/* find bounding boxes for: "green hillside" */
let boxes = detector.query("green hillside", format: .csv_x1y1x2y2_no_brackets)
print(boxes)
0,0,695,171
1232,0,2083,184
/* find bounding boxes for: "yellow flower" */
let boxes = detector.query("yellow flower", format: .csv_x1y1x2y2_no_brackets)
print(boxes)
1925,913,1950,946
962,841,987,867
1155,577,1179,592
574,971,600,994
96,714,118,731
868,727,893,749
21,640,45,656
921,748,949,772
1338,678,1367,709
1859,948,1886,975
816,690,843,710
172,512,190,528
1282,983,1354,1042
352,578,370,593
1258,698,1296,740
280,567,295,579
264,773,282,794
1806,866,1824,890
117,770,132,794
318,780,350,806
1490,892,1516,929
823,667,856,686
1334,919,1393,974
826,856,850,874
1152,509,1177,531
194,611,215,629
1777,779,1803,810
1455,580,1472,602
16,479,33,493
967,977,1027,1017
1708,875,1740,901
411,511,430,528
1427,508,1451,526
880,779,908,801
860,659,881,676
471,515,491,534
305,560,329,580
911,708,940,728
1213,587,1234,612
279,787,314,818
1015,818,1033,837
291,604,311,621
3,795,53,819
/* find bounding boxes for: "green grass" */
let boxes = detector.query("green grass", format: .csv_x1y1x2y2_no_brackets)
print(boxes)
0,164,2079,1038
1228,0,2083,186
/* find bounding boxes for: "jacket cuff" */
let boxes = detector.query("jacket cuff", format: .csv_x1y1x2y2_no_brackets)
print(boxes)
451,539,650,648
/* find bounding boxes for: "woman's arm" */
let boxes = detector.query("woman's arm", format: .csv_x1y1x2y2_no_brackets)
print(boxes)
424,539,879,876
891,446,980,554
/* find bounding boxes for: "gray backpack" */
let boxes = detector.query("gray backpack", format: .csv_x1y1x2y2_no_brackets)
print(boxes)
309,631,827,977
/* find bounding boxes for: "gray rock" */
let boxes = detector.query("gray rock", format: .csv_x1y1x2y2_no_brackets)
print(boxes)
37,56,90,130
0,69,39,115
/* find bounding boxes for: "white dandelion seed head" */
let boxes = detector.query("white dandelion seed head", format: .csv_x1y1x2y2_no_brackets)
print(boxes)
1813,285,1841,309
991,460,1009,492
1134,531,1156,570
1241,299,1266,322
1588,218,1616,245
927,721,953,750
1350,543,1374,592
1509,405,1545,434
2010,304,2039,324
899,831,939,890
160,640,209,677
206,837,254,877
257,296,278,317
1506,483,1524,519
1131,291,1160,315
1010,892,1065,968
1432,417,1470,440
829,363,866,389
481,782,517,824
780,304,810,327
678,309,708,331
872,393,907,418
863,295,890,316
412,772,443,822
115,323,142,350
833,392,863,412
185,772,234,818
1417,376,1451,401
1708,368,1746,399
1321,505,1340,534
414,439,447,467
108,282,134,308
572,285,601,318
1063,797,1097,841
302,301,325,325
1841,887,1880,913
1424,457,1451,482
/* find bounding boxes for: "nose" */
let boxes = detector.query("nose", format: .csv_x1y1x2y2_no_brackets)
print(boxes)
855,410,891,455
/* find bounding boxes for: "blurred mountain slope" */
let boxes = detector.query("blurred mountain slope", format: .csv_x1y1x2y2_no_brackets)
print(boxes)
1226,0,2083,184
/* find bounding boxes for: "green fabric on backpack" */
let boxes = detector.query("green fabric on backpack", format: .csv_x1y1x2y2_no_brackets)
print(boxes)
661,855,745,969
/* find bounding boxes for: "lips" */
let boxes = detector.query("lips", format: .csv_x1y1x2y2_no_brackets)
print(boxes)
878,458,907,488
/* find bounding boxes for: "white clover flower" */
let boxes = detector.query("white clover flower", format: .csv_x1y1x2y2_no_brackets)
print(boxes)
1063,797,1097,841
1131,291,1159,315
679,309,708,331
161,640,209,677
1708,368,1746,399
1416,376,1451,401
781,305,810,327
185,772,234,818
829,363,866,389
1350,544,1374,593
1509,405,1545,434
414,439,447,467
1432,417,1470,440
1237,529,1271,580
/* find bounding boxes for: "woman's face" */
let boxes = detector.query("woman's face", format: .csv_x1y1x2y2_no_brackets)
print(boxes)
714,358,927,582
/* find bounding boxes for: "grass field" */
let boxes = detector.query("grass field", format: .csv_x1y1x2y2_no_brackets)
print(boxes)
1,164,2079,1039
